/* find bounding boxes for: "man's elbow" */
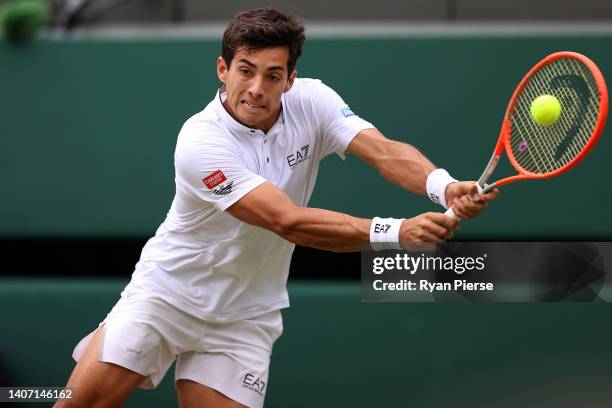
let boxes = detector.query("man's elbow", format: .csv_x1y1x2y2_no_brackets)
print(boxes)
271,211,301,244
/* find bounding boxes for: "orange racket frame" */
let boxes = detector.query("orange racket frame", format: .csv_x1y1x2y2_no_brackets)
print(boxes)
476,51,608,193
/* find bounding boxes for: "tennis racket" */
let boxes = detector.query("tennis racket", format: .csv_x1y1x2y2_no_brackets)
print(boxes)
446,51,608,219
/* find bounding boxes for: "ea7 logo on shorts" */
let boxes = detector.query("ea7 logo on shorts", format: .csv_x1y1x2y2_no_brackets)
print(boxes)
203,170,227,189
242,373,266,396
373,223,391,234
287,144,311,169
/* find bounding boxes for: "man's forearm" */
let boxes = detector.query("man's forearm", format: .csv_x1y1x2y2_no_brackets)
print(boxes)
228,182,376,252
346,129,437,197
374,140,436,196
277,207,372,252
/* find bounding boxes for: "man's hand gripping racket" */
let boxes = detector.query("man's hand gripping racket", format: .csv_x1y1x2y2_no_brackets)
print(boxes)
446,51,608,220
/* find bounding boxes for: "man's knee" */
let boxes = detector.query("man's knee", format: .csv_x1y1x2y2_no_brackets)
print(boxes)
57,326,145,408
55,360,145,408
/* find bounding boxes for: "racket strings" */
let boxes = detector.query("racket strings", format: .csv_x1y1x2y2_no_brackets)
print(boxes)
509,57,601,175
513,60,592,171
526,59,596,165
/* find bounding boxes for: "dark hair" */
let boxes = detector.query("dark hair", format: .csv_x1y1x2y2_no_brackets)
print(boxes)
221,8,305,74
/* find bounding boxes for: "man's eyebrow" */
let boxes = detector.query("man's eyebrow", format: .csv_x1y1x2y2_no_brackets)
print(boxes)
237,58,256,68
237,59,286,72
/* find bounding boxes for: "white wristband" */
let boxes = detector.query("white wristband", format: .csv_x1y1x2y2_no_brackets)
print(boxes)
370,217,404,251
426,168,458,209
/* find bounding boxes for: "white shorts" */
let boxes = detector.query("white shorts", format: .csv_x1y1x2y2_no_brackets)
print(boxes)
72,284,283,408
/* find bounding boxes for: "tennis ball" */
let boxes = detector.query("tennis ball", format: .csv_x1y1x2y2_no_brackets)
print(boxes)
530,94,561,126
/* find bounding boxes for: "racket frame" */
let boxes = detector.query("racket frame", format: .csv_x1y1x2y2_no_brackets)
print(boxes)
477,51,608,194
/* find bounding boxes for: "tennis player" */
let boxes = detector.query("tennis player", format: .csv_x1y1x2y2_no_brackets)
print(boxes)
56,8,498,408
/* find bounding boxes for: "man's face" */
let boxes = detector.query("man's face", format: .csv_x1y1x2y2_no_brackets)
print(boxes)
217,46,296,133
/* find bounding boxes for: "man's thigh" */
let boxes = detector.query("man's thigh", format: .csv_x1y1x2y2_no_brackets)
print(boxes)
55,325,145,408
176,379,247,408
174,310,283,408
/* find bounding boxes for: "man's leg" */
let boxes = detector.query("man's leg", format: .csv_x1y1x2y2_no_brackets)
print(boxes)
54,326,145,408
174,310,283,408
176,380,247,408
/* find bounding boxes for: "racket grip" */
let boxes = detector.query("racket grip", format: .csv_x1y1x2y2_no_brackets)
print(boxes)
444,207,460,221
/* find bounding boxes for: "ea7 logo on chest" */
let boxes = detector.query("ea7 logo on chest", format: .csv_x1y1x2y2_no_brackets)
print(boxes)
287,144,311,169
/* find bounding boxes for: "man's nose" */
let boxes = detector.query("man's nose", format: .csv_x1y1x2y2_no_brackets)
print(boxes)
248,76,265,97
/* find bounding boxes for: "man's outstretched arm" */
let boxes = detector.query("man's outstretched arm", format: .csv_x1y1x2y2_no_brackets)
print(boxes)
226,182,458,253
346,128,499,218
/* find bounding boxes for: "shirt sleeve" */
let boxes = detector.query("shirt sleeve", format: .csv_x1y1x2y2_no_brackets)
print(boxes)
175,131,266,212
312,80,375,159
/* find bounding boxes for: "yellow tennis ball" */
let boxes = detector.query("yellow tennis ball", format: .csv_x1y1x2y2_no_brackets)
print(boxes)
530,94,561,126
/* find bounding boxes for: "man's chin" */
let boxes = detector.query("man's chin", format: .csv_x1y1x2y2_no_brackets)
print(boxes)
237,111,265,127
237,116,258,127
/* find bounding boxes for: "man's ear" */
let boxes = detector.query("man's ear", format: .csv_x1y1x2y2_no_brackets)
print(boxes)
284,69,297,92
217,56,228,83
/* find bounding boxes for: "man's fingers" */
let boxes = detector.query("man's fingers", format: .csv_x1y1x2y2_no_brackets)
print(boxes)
471,187,500,203
426,221,453,241
414,230,446,245
471,192,485,203
442,184,499,222
481,188,500,202
400,213,459,250
452,181,478,196
468,182,480,195
450,196,480,218
451,206,471,219
427,212,459,231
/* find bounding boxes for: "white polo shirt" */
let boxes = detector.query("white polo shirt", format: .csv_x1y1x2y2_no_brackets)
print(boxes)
128,78,374,322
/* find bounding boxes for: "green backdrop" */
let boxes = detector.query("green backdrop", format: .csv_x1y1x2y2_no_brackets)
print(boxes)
1,35,611,238
1,33,611,408
1,280,611,407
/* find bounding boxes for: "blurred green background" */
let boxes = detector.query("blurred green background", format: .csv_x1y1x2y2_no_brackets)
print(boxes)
2,280,611,407
1,31,612,407
1,35,611,239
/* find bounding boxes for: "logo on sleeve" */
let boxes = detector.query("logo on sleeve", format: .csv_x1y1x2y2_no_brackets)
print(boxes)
203,170,227,189
212,181,234,196
341,106,355,118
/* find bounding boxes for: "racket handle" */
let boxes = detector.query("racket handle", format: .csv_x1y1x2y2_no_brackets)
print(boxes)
444,207,460,221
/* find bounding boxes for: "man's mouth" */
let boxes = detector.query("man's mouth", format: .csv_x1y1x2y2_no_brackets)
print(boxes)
241,100,265,110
